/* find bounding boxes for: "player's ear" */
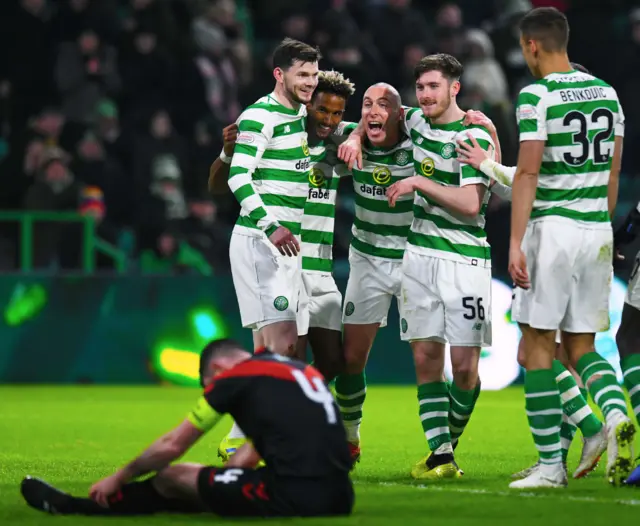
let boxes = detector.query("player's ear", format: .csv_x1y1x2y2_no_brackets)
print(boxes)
273,67,285,84
399,105,405,121
451,80,461,98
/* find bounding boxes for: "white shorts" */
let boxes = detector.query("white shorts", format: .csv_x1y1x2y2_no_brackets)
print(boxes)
626,250,640,310
342,248,403,328
301,272,343,332
229,232,305,331
401,251,492,346
512,219,613,333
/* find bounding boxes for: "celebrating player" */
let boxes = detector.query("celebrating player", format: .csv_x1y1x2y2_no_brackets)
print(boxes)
339,55,499,480
455,69,609,479
20,339,354,518
508,7,632,489
332,83,415,464
210,70,356,386
217,38,320,455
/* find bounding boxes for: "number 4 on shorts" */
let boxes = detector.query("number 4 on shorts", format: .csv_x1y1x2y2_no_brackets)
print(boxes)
462,297,485,320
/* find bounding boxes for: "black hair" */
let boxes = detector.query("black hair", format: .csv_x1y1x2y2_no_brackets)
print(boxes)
520,7,569,52
199,338,243,387
272,38,322,70
313,70,356,101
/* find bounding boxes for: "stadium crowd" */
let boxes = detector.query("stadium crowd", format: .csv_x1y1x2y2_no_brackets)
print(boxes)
1,0,639,273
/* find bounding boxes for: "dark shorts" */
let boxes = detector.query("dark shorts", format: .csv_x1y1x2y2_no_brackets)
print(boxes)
617,302,640,358
196,466,354,517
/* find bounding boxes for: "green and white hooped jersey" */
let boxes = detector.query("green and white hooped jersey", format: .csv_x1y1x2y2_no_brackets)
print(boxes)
403,107,495,267
300,142,340,274
228,93,311,238
516,71,625,228
347,138,415,260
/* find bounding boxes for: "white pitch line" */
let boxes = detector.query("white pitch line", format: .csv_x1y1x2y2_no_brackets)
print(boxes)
356,481,640,506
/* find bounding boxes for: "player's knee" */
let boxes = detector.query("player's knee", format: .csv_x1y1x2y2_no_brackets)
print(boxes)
412,342,444,377
452,367,478,391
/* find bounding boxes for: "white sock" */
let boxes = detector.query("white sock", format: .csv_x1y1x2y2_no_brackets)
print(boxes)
228,422,246,439
344,423,360,444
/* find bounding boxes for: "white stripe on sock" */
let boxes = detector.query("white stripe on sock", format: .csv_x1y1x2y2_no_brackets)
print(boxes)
419,397,449,405
335,388,366,400
555,370,572,382
525,390,559,399
594,385,624,405
340,406,363,414
537,442,562,453
530,426,560,437
426,426,450,440
628,384,640,397
420,411,449,421
623,366,640,378
526,409,563,417
449,409,470,421
581,360,609,377
560,386,581,404
569,405,593,425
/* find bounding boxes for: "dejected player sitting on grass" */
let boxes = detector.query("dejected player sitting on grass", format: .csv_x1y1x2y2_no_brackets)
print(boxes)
20,339,354,517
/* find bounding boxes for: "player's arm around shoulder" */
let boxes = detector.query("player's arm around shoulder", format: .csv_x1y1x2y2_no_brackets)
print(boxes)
208,123,239,195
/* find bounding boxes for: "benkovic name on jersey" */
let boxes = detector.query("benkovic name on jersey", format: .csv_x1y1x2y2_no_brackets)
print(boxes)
559,87,607,103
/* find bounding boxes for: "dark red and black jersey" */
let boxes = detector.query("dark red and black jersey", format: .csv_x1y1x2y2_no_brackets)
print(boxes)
203,350,351,478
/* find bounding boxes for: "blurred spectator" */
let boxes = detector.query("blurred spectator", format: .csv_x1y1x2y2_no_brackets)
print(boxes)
55,29,122,124
434,3,467,57
399,42,429,107
462,29,509,106
139,230,213,275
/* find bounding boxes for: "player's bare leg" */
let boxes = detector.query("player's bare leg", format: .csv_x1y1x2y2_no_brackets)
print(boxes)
565,331,636,485
510,324,566,489
295,334,309,362
410,339,461,481
308,327,344,383
334,323,379,463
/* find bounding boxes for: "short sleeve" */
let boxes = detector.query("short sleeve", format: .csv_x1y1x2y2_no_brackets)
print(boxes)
516,84,548,142
401,106,421,135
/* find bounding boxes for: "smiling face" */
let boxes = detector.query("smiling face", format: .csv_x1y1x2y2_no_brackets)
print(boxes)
415,69,459,120
277,59,319,105
307,92,346,140
361,85,401,147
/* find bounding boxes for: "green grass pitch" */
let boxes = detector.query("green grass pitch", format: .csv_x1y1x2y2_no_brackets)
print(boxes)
1,385,639,525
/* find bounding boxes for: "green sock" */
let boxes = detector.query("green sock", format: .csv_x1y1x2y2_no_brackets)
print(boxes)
622,354,640,426
576,352,628,424
449,380,480,448
334,372,366,443
560,414,577,462
525,369,563,465
552,360,602,438
418,382,452,454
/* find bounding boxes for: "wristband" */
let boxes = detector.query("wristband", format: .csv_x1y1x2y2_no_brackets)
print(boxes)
220,151,232,164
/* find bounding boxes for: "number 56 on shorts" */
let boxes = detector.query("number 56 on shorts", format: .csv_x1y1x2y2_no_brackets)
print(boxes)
400,252,492,346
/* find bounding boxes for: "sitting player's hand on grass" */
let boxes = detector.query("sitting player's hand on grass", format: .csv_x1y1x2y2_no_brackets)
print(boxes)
456,133,491,170
338,136,363,171
222,123,238,156
89,473,124,508
387,176,418,208
269,226,300,257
